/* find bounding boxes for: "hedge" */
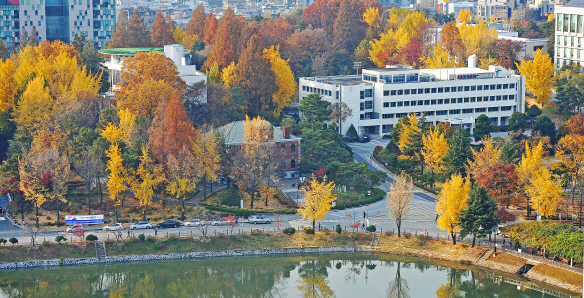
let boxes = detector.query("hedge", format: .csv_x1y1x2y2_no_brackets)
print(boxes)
204,206,257,216
333,189,386,210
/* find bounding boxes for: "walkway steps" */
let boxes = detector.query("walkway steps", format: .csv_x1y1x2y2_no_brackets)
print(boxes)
370,234,380,247
95,241,107,260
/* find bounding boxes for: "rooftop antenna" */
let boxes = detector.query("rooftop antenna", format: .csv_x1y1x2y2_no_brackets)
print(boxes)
353,61,361,75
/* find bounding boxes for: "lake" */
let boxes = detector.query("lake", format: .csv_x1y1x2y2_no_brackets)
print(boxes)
0,253,576,297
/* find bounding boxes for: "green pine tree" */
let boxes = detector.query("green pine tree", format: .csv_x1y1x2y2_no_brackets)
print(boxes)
473,114,491,142
346,124,358,139
445,127,471,177
298,94,331,131
458,186,499,247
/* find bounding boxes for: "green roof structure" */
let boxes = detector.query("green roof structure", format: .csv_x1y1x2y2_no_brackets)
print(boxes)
215,120,299,145
98,46,190,55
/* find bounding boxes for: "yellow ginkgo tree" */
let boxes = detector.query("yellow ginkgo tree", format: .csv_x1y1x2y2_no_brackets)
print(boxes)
166,146,198,220
297,175,337,230
133,146,165,221
516,49,556,103
191,127,221,200
264,45,297,117
525,167,563,219
421,126,449,178
436,173,471,244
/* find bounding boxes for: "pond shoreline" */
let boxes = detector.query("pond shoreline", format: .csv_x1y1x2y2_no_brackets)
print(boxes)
0,235,581,295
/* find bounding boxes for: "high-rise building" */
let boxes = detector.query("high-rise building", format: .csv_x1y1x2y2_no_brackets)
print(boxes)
0,0,115,53
554,1,584,69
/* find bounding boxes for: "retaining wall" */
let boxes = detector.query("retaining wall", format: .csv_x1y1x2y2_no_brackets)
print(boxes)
0,246,358,270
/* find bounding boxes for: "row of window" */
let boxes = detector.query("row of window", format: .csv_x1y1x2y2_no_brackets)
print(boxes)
557,13,584,34
383,83,516,97
280,143,296,153
302,85,333,96
381,95,516,108
364,73,419,83
380,106,514,119
280,160,296,170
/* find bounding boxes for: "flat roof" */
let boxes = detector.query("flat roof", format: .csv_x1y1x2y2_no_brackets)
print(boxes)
99,47,190,55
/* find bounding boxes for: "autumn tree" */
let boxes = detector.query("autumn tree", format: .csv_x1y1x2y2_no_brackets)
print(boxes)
468,137,501,181
333,0,363,52
440,23,465,60
203,9,245,70
232,34,276,115
330,102,353,134
148,91,197,163
476,162,520,208
565,114,584,136
228,116,277,209
166,146,198,220
264,45,297,116
457,14,498,61
101,125,125,221
423,43,459,69
116,80,175,119
516,49,556,103
75,149,100,216
421,126,449,177
108,10,151,48
363,7,383,40
187,5,206,37
133,146,165,220
436,173,471,245
151,12,175,47
191,127,221,200
526,166,562,219
397,113,424,163
298,94,331,131
556,134,584,226
203,13,219,45
516,141,545,216
491,39,523,69
386,173,414,237
458,186,499,247
298,175,337,230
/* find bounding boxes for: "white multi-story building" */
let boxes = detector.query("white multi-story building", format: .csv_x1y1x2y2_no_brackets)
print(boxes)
298,57,525,137
554,1,584,69
0,0,115,53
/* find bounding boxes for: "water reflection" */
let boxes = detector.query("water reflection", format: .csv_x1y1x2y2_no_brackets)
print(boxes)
0,254,575,298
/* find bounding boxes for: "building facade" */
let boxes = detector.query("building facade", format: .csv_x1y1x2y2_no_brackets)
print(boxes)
216,121,301,178
299,58,526,137
554,2,584,69
0,0,114,53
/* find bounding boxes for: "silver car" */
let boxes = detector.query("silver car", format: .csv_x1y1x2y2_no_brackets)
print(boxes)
103,223,124,231
130,222,153,230
212,219,234,226
184,219,205,227
248,215,271,224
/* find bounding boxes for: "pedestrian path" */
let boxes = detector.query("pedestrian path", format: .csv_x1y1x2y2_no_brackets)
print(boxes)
369,203,435,221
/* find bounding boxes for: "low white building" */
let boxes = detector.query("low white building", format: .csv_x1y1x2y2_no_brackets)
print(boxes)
298,56,525,137
99,44,207,100
497,35,549,59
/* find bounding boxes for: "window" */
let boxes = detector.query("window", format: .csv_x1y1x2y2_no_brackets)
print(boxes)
290,160,296,169
411,89,417,95
457,98,463,103
558,13,563,31
383,102,389,108
360,103,364,111
391,102,396,107
397,90,403,95
436,110,447,116
360,114,365,120
464,98,469,103
302,86,306,91
457,86,463,92
397,101,403,107
431,99,437,105
424,100,430,105
444,98,450,104
382,113,394,119
477,85,483,91
384,90,389,96
418,88,424,94
438,87,444,93
438,99,443,104
488,107,499,112
431,88,437,93
490,96,496,101
509,83,515,89
471,86,476,91
462,109,473,114
411,101,417,106
444,87,450,92
501,106,512,111
470,97,476,102
382,124,392,132
476,97,483,102
503,84,508,89
425,111,435,116
503,95,508,100
425,88,430,94
406,74,418,82
509,95,515,100
490,85,496,90
391,90,397,96
290,144,295,153
364,101,373,109
394,75,405,83
360,91,364,99
280,160,286,170
496,96,502,101
404,101,410,106
484,85,489,90
449,109,461,114
418,100,424,106
464,86,470,92
497,84,502,90
364,89,373,97
396,113,407,118
475,108,486,113
404,89,410,95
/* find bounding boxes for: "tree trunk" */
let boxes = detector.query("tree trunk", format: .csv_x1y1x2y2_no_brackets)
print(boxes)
143,208,146,221
162,190,166,209
97,172,103,207
181,197,185,221
397,220,401,237
115,207,118,223
203,176,207,200
451,231,456,245
312,219,315,230
20,193,24,222
36,203,39,228
87,180,91,215
471,234,476,248
57,198,60,228
250,190,255,209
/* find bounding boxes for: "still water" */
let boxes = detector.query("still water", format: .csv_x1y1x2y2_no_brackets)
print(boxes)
0,253,576,297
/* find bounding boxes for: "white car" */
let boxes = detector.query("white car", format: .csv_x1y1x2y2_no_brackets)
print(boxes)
130,222,153,230
184,219,206,227
248,215,271,224
66,224,84,233
103,223,124,231
212,219,234,226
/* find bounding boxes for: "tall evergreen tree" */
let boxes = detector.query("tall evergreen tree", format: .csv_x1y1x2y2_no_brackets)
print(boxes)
473,114,491,142
203,13,218,45
203,9,244,70
187,5,206,37
445,127,471,176
458,186,499,247
109,10,151,48
333,0,361,52
298,94,331,131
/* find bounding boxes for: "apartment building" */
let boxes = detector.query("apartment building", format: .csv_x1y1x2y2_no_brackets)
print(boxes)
298,56,525,137
554,1,584,69
0,0,115,53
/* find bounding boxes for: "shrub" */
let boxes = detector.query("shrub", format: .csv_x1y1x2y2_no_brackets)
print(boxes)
45,215,52,220
221,187,241,207
204,206,257,216
336,224,342,234
185,206,193,213
358,199,366,205
77,204,82,209
55,235,67,243
138,234,145,241
59,257,64,265
83,208,88,212
404,232,412,239
168,234,178,240
0,238,3,246
9,238,17,245
385,230,394,236
62,207,70,212
335,203,345,210
42,240,50,247
28,216,35,220
303,226,314,235
283,227,296,235
86,234,98,242
1,239,6,245
70,210,79,215
146,235,156,243
323,227,330,235
251,229,263,235
366,225,376,233
123,213,130,217
176,206,183,212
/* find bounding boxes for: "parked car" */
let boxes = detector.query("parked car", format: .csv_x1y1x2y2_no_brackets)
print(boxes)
212,218,235,226
66,224,84,233
359,134,371,143
103,223,124,231
184,219,205,227
157,220,182,228
248,215,271,224
130,222,153,230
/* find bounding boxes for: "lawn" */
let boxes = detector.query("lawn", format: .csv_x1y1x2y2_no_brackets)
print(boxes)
529,264,583,288
487,253,527,267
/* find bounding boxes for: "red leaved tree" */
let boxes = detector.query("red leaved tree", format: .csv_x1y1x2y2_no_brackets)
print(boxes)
148,91,197,163
187,5,206,37
203,13,219,45
203,9,246,70
476,162,521,208
151,12,175,47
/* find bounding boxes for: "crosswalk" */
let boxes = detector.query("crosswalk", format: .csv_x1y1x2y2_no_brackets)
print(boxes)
369,203,435,221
